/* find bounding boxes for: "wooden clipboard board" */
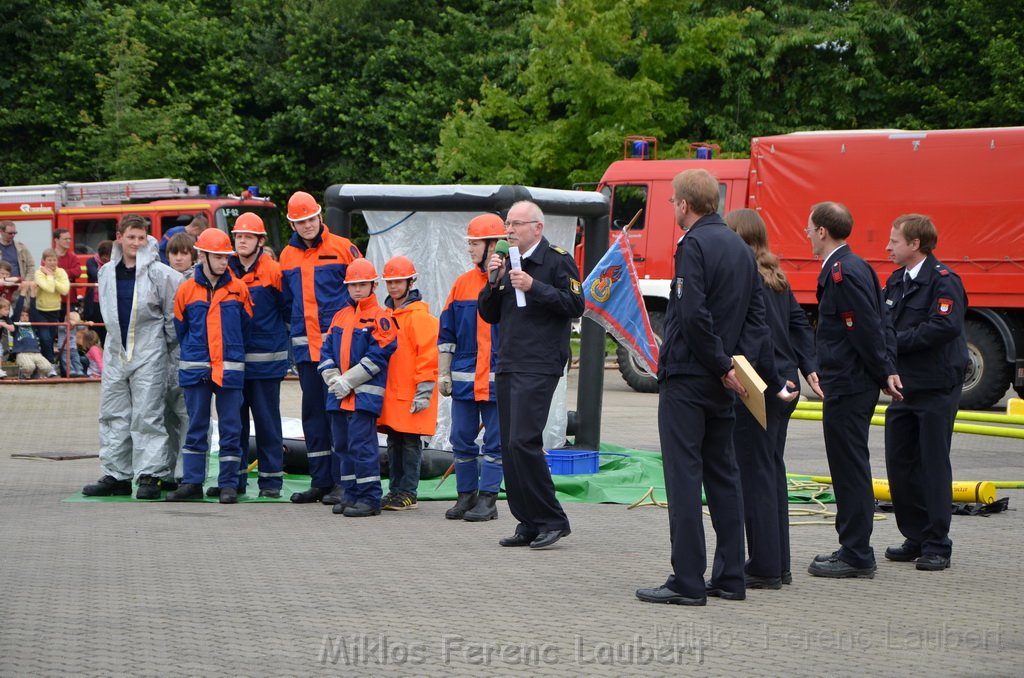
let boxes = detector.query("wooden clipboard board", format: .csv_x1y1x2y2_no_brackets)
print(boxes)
732,354,767,430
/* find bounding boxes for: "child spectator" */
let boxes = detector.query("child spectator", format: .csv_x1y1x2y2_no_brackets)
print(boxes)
0,296,14,376
166,229,252,504
0,260,20,305
79,328,103,377
33,248,69,366
377,256,439,511
318,259,397,517
9,298,55,379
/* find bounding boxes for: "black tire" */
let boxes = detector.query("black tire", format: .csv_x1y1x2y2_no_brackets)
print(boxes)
616,310,664,393
960,319,1011,410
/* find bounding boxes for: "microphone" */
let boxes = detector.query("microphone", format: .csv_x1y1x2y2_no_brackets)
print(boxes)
489,239,510,286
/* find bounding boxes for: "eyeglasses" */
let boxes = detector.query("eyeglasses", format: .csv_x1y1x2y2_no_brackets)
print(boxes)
503,220,539,228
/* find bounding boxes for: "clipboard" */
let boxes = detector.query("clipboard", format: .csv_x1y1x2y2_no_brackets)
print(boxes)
732,354,767,430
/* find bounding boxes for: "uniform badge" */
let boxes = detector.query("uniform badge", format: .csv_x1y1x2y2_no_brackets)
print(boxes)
937,298,954,316
569,278,582,296
350,245,361,258
379,317,391,331
831,262,843,284
841,311,855,329
674,276,685,299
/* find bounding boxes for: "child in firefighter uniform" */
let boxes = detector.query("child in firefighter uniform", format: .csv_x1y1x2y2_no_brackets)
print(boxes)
167,229,253,504
377,256,439,510
436,214,505,521
225,213,289,499
318,259,397,517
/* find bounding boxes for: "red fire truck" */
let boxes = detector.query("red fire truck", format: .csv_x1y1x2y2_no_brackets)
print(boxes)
595,128,1024,409
0,178,280,266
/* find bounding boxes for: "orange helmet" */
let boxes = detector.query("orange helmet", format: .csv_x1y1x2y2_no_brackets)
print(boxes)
382,255,417,281
345,258,378,284
465,214,506,240
193,229,234,255
287,191,321,222
231,212,266,235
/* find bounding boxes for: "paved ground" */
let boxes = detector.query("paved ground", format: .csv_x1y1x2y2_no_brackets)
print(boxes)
1,371,1022,677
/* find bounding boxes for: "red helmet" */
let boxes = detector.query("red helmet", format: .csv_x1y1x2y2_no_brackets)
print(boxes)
345,258,378,284
382,255,416,281
287,191,321,222
231,212,266,235
465,214,506,240
193,229,234,255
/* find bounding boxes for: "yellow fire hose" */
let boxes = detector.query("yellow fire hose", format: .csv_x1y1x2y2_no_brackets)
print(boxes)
789,407,1024,440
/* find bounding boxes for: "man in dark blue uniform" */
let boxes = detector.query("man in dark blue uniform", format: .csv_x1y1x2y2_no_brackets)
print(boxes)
882,214,967,572
807,202,902,579
636,170,795,607
479,200,583,550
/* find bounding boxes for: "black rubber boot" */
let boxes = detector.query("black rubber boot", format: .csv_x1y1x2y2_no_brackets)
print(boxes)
445,491,478,520
166,483,204,502
135,475,162,500
320,485,344,505
206,486,246,498
290,486,331,504
82,475,132,497
218,487,238,504
343,502,382,517
463,492,498,522
331,499,354,515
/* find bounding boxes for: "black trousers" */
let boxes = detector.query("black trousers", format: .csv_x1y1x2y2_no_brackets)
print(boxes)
734,393,798,578
884,386,959,558
496,372,568,536
822,388,879,568
659,374,745,598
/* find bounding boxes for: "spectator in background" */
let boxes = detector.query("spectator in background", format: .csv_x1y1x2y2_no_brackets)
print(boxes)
83,241,113,344
0,260,20,305
159,214,205,264
79,328,103,378
0,296,15,377
33,248,69,367
0,220,35,280
9,297,54,379
52,229,86,377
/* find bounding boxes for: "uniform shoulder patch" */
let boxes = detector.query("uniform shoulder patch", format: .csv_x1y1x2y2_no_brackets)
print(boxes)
938,267,949,277
550,244,569,255
831,262,843,284
350,245,361,259
569,278,582,296
937,298,954,316
379,316,392,332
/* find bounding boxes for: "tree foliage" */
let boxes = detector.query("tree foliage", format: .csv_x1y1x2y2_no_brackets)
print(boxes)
0,0,1020,196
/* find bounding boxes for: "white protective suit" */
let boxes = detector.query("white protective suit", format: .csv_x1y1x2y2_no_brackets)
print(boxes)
97,236,183,480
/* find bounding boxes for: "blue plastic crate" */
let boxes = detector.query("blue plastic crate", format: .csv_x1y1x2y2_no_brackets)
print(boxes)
545,450,599,475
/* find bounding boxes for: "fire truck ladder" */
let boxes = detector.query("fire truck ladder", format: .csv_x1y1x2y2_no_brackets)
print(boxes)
0,178,198,206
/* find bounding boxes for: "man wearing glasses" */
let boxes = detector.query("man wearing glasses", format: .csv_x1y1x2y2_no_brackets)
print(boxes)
0,221,35,282
478,201,584,550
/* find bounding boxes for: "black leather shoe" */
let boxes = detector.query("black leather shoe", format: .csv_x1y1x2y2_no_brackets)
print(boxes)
82,475,133,497
463,492,498,522
445,491,478,520
136,475,162,500
915,554,950,571
530,528,571,549
499,533,535,547
218,487,238,504
745,574,782,590
321,485,344,505
258,489,281,499
290,486,331,503
166,483,204,502
813,550,841,562
636,586,706,606
884,541,922,562
331,499,354,514
342,502,381,517
782,571,793,585
706,583,746,600
807,555,876,578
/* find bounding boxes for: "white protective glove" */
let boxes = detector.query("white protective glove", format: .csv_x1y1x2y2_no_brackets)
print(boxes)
328,365,371,400
410,381,434,413
437,352,453,397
